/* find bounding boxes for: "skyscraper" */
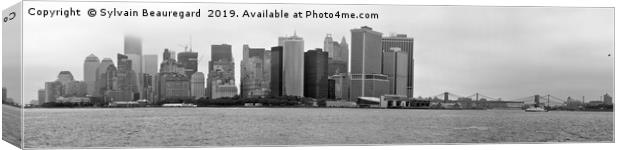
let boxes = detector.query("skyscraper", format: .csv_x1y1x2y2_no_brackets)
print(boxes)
37,89,46,105
84,54,100,97
177,51,198,77
241,45,269,98
350,26,389,99
116,53,138,101
190,72,205,99
270,46,284,97
207,44,237,98
382,34,414,97
143,54,158,76
124,35,143,99
94,58,114,97
278,33,305,97
326,35,349,76
382,49,408,96
304,48,329,99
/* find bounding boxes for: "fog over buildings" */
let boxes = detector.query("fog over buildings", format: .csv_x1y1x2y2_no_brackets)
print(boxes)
13,3,613,103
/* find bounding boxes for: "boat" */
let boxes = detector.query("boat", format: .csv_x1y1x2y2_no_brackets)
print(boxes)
525,106,548,112
161,103,197,107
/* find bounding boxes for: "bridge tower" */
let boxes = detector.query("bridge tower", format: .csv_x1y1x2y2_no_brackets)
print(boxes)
444,92,449,102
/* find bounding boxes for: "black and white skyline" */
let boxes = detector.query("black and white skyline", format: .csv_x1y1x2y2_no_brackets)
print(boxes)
15,2,614,104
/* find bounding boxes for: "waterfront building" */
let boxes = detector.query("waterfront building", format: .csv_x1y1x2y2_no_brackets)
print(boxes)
84,54,100,96
143,54,158,76
190,72,206,99
278,33,305,97
382,34,414,97
350,26,389,99
37,89,45,105
241,45,269,98
155,72,191,103
382,49,408,96
304,48,329,99
207,44,237,99
177,51,198,77
324,34,349,76
263,51,271,95
270,46,284,97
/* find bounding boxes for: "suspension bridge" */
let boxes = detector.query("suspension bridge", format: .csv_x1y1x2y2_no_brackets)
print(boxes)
427,92,567,109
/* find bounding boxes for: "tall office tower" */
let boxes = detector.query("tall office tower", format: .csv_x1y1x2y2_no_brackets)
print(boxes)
84,54,100,97
262,51,271,96
116,54,138,101
325,35,349,76
270,46,284,97
207,44,237,98
241,45,268,98
350,26,389,99
37,89,46,105
177,51,198,77
382,34,414,97
124,35,143,99
382,49,408,96
94,58,114,97
190,72,205,99
304,48,329,99
278,33,304,97
143,54,158,76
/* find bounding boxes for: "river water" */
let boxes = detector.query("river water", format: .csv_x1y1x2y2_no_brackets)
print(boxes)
22,107,613,148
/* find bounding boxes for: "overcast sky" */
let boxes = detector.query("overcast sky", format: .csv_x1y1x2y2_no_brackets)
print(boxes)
10,2,613,104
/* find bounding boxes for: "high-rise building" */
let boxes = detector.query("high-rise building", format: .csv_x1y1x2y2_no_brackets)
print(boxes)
325,34,349,76
278,33,305,97
142,73,154,102
44,81,62,103
211,44,233,62
382,49,408,96
124,35,143,99
177,51,198,77
190,72,205,99
64,81,87,97
37,89,46,105
382,34,414,97
270,46,284,97
94,58,114,97
160,49,185,74
350,26,389,99
143,54,158,76
241,45,269,98
328,74,350,100
263,51,271,96
207,44,237,99
57,71,75,86
84,54,100,97
304,48,329,99
116,54,139,101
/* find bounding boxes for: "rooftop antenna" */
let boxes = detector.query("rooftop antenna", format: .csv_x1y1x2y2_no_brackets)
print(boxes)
189,35,193,52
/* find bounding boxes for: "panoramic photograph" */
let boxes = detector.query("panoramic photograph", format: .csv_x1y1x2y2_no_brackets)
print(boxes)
1,1,614,149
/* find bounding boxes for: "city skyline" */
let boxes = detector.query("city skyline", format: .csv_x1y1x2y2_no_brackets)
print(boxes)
13,3,614,104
